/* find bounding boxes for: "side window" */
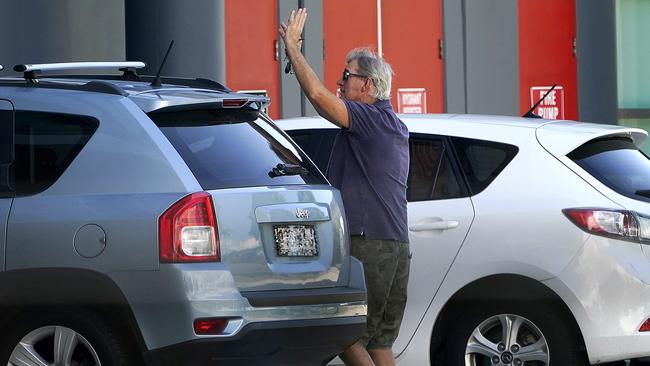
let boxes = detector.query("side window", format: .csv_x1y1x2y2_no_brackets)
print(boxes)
14,111,98,196
0,107,12,164
408,136,467,202
0,104,13,197
451,137,518,195
286,129,339,173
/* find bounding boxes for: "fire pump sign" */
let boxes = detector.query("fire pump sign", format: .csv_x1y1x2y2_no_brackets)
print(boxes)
530,86,564,119
397,88,427,114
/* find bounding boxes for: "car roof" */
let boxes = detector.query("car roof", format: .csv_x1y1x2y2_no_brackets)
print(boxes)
0,61,269,113
276,114,648,157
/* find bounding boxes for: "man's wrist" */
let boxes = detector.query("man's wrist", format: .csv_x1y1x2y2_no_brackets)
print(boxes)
285,42,301,56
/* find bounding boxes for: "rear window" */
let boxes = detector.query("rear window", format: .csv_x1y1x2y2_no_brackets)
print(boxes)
149,109,326,189
452,137,518,195
569,137,650,202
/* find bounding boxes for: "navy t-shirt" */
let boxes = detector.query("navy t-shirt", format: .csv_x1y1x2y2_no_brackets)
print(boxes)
327,99,409,242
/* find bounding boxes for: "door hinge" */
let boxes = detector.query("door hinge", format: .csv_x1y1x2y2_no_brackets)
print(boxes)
438,39,445,60
572,37,577,57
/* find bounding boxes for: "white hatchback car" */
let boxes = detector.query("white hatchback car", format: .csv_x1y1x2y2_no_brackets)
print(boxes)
278,114,650,366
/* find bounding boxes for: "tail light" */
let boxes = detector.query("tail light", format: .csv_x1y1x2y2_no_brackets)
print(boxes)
640,318,650,332
159,192,220,262
563,208,650,243
222,98,248,108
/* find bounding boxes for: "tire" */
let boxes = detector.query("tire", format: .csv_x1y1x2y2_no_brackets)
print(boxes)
0,307,139,366
443,301,587,366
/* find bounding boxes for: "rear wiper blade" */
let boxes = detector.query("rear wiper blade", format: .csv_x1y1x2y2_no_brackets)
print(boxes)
268,163,309,178
635,189,650,198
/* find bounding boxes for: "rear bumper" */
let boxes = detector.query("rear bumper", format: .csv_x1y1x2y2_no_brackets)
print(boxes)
548,235,650,363
143,316,366,366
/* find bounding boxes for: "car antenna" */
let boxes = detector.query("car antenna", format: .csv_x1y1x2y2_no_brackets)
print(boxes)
150,40,174,88
523,84,557,118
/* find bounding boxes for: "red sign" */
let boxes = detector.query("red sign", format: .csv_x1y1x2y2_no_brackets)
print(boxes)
530,86,564,119
397,88,427,114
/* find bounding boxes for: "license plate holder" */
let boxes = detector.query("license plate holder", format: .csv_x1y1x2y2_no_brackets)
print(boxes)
273,225,318,257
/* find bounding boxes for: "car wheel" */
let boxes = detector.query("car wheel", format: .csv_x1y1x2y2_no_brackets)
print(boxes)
444,302,587,366
0,308,138,366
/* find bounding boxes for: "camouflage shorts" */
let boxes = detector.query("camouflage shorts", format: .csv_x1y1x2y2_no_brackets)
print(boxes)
350,236,410,349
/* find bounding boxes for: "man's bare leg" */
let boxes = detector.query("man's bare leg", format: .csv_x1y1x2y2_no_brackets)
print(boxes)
339,342,376,366
368,347,395,366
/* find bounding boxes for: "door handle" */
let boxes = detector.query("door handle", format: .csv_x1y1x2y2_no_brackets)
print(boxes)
409,219,459,232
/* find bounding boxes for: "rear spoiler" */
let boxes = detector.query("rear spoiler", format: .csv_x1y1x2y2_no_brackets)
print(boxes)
142,94,271,114
536,120,647,157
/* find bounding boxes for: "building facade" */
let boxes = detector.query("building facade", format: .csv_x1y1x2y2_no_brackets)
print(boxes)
0,0,646,147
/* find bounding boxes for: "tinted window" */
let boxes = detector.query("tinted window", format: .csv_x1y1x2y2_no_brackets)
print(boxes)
452,137,518,195
14,111,98,195
287,129,338,173
0,108,12,164
149,109,325,189
569,137,650,202
0,106,13,197
409,137,467,202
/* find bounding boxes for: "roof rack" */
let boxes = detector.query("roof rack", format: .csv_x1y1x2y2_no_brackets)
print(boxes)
13,62,145,82
40,74,232,93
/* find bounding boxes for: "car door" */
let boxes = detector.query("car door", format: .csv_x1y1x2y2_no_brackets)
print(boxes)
287,128,475,354
393,134,475,354
0,99,15,271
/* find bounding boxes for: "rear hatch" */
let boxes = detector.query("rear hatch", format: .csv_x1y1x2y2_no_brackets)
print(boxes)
537,121,650,251
536,121,649,208
148,106,350,292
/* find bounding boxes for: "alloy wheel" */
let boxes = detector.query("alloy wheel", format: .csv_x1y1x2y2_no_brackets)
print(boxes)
8,325,101,366
465,313,549,366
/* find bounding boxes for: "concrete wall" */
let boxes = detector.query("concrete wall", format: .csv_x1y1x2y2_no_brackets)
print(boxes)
443,0,519,116
125,0,226,81
0,0,125,71
576,0,618,124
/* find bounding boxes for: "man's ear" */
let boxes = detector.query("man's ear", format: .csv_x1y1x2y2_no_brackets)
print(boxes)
362,78,373,93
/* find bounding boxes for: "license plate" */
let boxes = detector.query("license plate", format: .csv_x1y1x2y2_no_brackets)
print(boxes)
273,225,318,257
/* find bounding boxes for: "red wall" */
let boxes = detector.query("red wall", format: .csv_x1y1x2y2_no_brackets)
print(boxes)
382,0,444,112
519,0,578,120
323,0,443,113
323,0,378,96
225,0,280,119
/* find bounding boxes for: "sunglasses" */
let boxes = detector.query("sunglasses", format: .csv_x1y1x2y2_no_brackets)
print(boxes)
342,69,368,81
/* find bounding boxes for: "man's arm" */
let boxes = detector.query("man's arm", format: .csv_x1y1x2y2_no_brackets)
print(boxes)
279,8,349,129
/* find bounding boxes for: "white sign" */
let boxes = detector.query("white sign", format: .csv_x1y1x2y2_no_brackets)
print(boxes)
530,86,564,119
397,88,427,114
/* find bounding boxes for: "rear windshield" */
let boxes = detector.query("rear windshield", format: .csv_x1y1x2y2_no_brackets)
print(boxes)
569,137,650,202
149,109,326,189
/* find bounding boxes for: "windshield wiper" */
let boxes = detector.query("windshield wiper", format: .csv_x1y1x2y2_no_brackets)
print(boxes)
268,163,309,178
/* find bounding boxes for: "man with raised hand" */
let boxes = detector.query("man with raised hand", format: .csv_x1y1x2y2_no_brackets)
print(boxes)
279,8,411,366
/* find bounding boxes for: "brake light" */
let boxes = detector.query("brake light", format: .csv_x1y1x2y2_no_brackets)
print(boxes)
563,208,650,243
222,98,248,108
159,192,220,262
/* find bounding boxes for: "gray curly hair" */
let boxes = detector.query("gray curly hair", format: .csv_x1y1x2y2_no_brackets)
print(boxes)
346,48,393,100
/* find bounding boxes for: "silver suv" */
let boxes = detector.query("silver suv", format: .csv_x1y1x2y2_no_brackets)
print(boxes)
0,62,366,366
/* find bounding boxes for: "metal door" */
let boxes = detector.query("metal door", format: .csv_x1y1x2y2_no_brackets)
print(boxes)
519,0,578,120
